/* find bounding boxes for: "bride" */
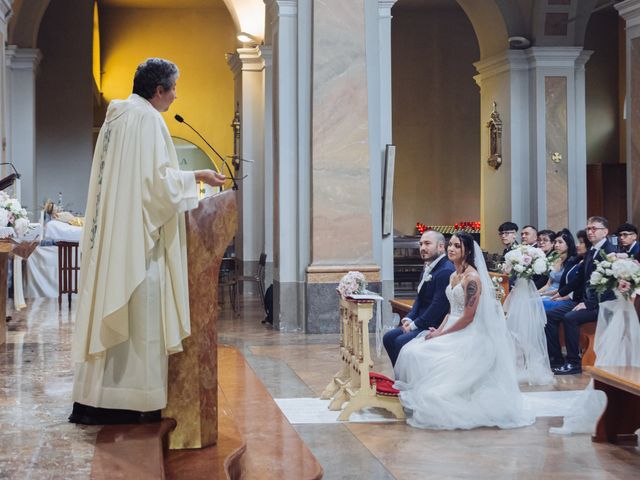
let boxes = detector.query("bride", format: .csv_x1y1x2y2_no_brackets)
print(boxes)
393,232,535,430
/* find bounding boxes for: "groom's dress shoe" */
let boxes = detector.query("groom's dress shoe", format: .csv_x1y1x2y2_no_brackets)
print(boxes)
553,363,582,375
549,358,565,369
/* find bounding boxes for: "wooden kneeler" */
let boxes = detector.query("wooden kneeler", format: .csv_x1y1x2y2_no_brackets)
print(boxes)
321,297,405,421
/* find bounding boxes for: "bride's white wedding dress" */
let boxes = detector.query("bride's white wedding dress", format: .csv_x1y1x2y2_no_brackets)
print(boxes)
393,243,535,430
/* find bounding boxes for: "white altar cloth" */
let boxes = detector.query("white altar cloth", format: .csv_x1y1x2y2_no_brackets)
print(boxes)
44,220,82,243
25,246,58,298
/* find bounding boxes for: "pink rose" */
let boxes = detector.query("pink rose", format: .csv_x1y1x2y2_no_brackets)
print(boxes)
618,279,631,293
522,255,532,266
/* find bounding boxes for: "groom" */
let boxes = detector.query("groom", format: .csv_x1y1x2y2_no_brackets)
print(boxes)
384,230,454,366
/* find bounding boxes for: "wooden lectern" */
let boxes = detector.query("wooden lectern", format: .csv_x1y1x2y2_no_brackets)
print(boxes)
163,191,237,449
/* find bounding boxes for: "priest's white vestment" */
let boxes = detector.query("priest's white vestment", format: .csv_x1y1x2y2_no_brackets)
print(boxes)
72,94,199,411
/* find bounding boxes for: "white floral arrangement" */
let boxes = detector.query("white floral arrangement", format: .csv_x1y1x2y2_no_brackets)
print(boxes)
501,244,553,280
337,271,367,298
590,252,640,300
0,191,30,238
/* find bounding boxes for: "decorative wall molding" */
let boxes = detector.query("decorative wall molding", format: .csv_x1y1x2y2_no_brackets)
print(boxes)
5,46,42,71
616,0,640,29
238,46,265,72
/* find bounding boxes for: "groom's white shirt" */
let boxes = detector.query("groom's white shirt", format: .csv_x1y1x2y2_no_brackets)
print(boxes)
409,254,446,331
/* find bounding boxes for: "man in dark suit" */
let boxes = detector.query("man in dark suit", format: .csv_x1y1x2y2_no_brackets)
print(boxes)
384,230,454,367
545,216,615,375
520,225,538,248
616,223,639,257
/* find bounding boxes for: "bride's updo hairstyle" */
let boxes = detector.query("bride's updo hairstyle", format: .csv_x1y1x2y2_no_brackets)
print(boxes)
453,231,476,270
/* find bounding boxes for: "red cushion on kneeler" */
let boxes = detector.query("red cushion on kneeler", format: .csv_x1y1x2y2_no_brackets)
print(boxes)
369,372,399,396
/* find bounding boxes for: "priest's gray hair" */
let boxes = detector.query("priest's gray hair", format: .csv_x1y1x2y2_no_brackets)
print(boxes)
132,58,179,99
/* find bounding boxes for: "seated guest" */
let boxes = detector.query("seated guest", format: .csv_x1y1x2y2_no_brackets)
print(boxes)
545,217,615,374
498,221,518,256
530,229,556,289
616,222,638,257
540,229,579,312
383,230,454,367
520,225,538,247
537,229,556,255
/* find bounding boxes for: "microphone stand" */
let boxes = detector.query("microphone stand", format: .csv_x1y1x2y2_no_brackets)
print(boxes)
174,115,239,191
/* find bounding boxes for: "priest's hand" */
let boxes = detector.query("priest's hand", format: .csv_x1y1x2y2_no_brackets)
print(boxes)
195,170,226,187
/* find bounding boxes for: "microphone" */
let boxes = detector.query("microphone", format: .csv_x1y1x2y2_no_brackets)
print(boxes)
0,162,21,179
0,162,21,192
174,114,239,191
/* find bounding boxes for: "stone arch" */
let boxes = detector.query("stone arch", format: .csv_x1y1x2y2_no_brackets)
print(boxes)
9,0,265,49
456,0,515,58
221,0,265,40
8,0,50,48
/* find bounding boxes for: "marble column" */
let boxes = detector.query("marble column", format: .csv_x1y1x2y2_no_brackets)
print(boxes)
266,0,310,332
617,0,640,226
374,0,397,313
524,47,591,234
261,45,274,289
474,51,531,253
5,46,41,212
227,47,265,294
474,47,591,251
306,0,379,333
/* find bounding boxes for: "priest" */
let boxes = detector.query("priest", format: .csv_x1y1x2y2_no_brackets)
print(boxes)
69,58,226,425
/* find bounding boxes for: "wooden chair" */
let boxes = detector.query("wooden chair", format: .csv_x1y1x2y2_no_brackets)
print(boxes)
57,241,79,309
218,257,239,315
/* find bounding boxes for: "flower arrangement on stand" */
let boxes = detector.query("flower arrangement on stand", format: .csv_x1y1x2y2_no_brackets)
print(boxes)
590,252,640,300
0,192,30,238
501,244,555,279
337,271,368,298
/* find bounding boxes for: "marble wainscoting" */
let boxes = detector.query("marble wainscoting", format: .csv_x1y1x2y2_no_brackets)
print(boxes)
545,76,569,231
306,267,380,333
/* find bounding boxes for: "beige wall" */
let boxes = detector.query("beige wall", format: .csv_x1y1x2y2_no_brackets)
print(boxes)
584,11,620,165
101,7,237,182
36,0,93,213
392,6,481,235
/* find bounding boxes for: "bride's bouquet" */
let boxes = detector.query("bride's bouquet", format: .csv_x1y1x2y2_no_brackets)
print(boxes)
0,191,30,238
590,252,640,300
337,271,367,298
501,245,554,279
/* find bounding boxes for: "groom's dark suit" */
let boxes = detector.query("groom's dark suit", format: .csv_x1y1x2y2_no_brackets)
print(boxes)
384,257,454,366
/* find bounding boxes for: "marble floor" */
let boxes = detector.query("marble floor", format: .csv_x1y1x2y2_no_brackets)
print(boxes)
1,294,640,479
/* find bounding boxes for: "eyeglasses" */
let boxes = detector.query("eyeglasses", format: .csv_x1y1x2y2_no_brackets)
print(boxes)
538,238,552,243
618,232,636,237
585,226,606,232
498,231,516,236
